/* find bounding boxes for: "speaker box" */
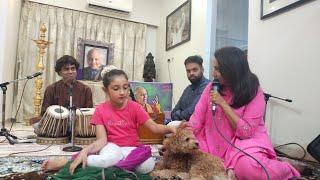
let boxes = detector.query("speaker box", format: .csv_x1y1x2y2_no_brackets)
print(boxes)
307,134,320,162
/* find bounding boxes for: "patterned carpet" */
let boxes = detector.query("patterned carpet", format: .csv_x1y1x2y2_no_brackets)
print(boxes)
0,123,162,179
0,123,319,179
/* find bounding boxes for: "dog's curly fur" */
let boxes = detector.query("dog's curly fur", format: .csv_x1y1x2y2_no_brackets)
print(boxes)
151,126,228,180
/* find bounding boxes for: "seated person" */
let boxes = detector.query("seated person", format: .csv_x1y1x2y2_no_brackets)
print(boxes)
40,69,176,175
187,47,300,179
171,55,209,122
33,55,93,131
83,48,106,81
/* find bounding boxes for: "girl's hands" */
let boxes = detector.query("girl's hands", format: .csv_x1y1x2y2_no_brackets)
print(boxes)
168,125,177,134
69,149,88,175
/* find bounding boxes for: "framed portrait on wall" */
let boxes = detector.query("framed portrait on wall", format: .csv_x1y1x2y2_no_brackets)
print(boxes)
261,0,314,19
166,0,191,51
76,38,114,81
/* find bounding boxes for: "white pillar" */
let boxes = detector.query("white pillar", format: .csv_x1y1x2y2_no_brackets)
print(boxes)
0,0,22,121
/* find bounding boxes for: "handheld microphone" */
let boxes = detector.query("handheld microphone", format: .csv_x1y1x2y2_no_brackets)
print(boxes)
212,79,220,111
27,72,43,79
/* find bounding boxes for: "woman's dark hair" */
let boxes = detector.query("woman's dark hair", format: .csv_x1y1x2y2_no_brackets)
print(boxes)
54,55,80,73
102,69,128,88
214,46,260,108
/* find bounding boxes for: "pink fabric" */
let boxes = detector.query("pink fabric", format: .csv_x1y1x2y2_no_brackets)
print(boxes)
115,144,152,171
234,152,300,180
91,100,150,147
188,83,300,179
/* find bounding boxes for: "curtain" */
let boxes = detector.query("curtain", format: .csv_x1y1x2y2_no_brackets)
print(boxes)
14,2,147,122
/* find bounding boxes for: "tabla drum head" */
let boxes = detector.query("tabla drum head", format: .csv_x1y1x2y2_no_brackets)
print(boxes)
47,105,69,119
76,108,94,116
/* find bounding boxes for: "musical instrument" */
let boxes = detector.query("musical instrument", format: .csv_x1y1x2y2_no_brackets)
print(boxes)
138,112,165,144
74,108,96,145
36,105,69,144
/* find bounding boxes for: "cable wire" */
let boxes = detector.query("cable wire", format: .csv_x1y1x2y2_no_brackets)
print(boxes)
8,144,53,156
212,109,270,180
274,143,320,166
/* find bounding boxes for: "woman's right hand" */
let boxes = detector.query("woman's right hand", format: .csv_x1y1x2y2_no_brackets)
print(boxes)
69,149,88,175
210,90,226,106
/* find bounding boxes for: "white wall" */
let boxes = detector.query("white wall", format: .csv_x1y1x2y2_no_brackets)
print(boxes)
156,0,212,105
0,0,22,121
248,0,320,146
145,26,158,60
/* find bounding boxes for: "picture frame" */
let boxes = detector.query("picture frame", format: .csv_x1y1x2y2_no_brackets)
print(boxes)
129,81,173,123
166,0,191,51
76,38,114,81
261,0,314,19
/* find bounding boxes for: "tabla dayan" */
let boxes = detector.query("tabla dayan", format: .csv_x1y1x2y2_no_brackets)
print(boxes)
36,105,69,144
74,108,96,145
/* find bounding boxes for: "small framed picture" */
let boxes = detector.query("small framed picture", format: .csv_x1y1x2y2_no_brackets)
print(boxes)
261,0,314,19
76,38,114,81
166,0,191,51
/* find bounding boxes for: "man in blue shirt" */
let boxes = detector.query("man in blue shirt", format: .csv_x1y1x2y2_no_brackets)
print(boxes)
171,55,210,122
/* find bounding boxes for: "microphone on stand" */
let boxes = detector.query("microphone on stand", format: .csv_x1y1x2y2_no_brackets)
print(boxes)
63,79,82,152
0,71,43,144
68,80,74,128
68,80,76,105
27,72,43,79
212,79,220,112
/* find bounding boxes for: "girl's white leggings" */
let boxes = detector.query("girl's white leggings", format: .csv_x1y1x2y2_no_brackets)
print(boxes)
87,142,155,174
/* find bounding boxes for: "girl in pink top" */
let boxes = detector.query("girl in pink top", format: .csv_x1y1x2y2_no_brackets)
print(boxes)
188,47,300,180
41,69,176,174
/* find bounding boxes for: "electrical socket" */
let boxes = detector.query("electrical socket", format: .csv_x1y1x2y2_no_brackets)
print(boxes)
167,57,174,63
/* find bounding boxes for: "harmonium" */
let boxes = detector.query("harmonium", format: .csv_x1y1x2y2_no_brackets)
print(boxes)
138,113,165,144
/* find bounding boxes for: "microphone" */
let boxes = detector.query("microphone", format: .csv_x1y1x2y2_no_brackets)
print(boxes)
27,72,43,79
212,79,220,111
68,79,76,95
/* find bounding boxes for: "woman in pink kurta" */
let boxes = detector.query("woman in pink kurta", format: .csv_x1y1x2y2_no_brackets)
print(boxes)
188,47,300,180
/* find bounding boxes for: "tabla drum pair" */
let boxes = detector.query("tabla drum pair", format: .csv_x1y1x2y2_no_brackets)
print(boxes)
36,105,96,145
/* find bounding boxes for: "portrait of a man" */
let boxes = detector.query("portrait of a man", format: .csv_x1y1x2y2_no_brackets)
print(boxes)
83,46,108,81
166,0,191,50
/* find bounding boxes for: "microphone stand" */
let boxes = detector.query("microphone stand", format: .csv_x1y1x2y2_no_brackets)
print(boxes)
0,76,35,144
63,82,82,152
263,93,292,122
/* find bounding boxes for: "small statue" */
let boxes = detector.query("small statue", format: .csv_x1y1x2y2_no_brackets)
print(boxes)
143,53,156,82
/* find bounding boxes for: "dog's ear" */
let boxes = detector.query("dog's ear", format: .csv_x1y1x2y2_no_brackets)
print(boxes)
162,134,180,153
163,137,169,147
166,133,182,153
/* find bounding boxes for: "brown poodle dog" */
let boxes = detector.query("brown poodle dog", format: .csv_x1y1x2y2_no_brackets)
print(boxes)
151,126,228,180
